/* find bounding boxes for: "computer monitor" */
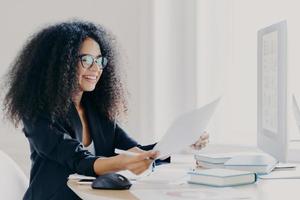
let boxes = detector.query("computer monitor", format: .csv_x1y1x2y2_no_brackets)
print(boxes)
292,95,300,133
257,20,288,162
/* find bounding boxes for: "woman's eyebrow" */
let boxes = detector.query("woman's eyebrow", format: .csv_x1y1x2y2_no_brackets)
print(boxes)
79,53,102,57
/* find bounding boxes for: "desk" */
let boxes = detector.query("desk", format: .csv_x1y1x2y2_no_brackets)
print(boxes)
68,144,300,200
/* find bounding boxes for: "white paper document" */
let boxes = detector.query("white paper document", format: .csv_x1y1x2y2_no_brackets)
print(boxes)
68,173,95,180
259,165,300,179
154,97,221,159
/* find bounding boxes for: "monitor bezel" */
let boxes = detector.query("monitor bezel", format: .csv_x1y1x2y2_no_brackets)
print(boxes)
257,20,287,162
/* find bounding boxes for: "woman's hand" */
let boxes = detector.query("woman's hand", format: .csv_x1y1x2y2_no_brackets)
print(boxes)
117,150,159,175
190,132,209,150
93,149,159,176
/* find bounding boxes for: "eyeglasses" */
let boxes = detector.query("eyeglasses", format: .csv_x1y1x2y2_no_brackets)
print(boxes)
78,54,108,70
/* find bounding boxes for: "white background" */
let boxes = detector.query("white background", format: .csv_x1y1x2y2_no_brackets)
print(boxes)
1,0,300,176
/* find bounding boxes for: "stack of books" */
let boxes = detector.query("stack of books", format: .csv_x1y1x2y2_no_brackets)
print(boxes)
188,168,257,187
195,153,278,174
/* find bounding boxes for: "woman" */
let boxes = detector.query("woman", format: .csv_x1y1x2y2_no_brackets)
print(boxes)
3,21,209,200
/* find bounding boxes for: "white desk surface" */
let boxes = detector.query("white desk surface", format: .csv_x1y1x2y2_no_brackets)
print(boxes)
68,144,300,200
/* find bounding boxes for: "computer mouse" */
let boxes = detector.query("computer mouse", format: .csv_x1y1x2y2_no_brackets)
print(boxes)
91,173,132,190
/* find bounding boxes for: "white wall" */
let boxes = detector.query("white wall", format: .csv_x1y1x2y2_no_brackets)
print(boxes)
197,0,300,145
0,0,201,176
152,0,198,141
3,0,300,177
196,0,234,144
0,0,150,176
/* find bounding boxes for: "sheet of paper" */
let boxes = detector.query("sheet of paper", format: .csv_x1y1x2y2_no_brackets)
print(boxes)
259,165,300,179
68,173,95,180
154,97,221,159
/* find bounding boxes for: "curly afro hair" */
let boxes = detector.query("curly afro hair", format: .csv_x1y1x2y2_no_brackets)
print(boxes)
3,20,128,126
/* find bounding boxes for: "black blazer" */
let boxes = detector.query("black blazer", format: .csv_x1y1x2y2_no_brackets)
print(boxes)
22,100,167,200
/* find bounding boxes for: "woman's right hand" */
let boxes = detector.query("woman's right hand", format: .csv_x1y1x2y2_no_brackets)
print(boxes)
117,151,159,175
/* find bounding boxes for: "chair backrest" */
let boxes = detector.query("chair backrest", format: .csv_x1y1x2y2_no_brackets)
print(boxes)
0,150,28,200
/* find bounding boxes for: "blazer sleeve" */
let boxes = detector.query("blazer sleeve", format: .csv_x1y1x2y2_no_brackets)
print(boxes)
23,116,98,177
113,123,138,150
137,143,171,165
113,122,171,165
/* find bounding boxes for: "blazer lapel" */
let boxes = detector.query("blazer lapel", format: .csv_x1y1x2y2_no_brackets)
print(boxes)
83,100,115,156
67,102,83,142
83,101,103,154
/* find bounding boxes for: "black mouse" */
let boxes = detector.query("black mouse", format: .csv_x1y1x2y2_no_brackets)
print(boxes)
91,173,132,190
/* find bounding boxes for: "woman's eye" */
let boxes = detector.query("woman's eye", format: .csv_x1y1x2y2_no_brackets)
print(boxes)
83,57,93,64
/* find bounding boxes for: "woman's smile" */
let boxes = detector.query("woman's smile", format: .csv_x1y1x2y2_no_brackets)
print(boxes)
83,75,98,83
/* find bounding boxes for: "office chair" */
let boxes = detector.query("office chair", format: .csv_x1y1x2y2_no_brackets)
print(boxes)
0,150,28,200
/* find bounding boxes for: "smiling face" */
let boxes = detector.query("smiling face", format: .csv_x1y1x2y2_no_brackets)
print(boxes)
77,37,102,92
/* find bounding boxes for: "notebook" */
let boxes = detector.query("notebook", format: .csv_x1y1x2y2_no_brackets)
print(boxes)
188,168,257,187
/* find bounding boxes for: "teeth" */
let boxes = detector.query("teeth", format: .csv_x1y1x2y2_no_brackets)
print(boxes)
84,75,96,80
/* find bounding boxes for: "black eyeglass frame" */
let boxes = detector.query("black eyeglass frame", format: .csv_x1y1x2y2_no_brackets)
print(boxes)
78,54,108,70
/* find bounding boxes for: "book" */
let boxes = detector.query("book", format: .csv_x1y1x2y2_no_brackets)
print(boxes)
195,153,278,174
196,160,225,169
188,168,257,187
194,153,239,164
224,154,278,174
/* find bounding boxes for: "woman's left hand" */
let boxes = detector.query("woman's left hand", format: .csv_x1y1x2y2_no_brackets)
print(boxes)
190,132,209,150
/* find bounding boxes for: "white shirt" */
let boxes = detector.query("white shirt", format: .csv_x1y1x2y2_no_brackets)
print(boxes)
84,140,95,155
